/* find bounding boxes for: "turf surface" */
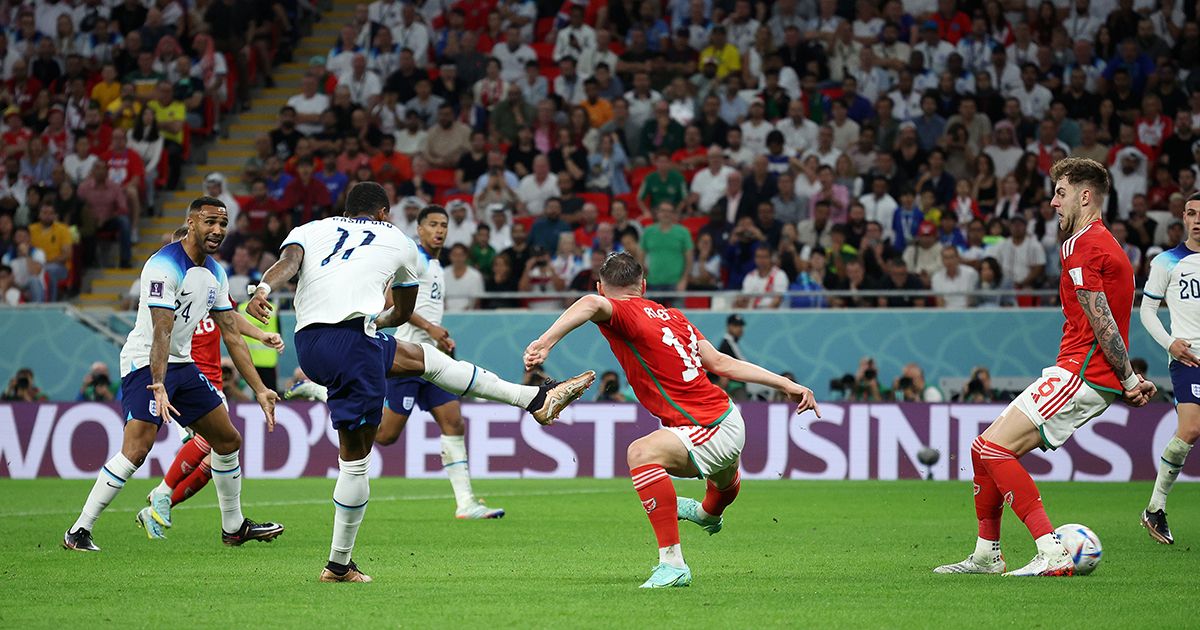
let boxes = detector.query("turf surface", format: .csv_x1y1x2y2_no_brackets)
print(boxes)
1,478,1195,628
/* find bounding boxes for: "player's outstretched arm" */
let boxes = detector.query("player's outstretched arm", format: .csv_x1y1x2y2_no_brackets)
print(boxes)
696,339,821,417
1077,288,1157,405
213,309,280,430
147,306,180,423
374,284,419,330
1139,296,1199,367
523,295,613,369
247,244,304,323
234,314,285,352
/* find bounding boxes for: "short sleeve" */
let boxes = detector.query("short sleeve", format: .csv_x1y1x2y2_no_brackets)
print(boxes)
1063,237,1103,292
391,239,426,289
1143,254,1170,300
280,224,307,252
210,264,233,312
142,254,182,310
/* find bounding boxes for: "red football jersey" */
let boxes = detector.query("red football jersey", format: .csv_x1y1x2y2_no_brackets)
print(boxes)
1056,220,1134,393
191,313,223,390
597,297,732,428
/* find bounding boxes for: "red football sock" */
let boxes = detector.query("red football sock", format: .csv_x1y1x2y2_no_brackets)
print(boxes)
701,471,740,517
978,438,1054,539
164,435,211,489
631,464,679,548
171,460,212,506
971,437,1003,540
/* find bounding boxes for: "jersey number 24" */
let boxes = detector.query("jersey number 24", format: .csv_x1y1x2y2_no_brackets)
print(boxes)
322,228,375,266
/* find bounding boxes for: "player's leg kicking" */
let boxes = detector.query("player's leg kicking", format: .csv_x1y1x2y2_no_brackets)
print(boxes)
64,365,282,551
376,379,504,519
934,367,1113,576
1142,400,1200,544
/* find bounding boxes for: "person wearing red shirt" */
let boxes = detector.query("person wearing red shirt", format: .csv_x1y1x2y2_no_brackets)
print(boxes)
82,106,114,156
2,108,34,161
242,178,283,232
5,58,43,113
104,131,146,227
523,252,820,588
932,0,972,45
279,157,331,226
283,137,325,176
41,106,72,162
136,226,286,539
935,158,1157,578
368,134,413,182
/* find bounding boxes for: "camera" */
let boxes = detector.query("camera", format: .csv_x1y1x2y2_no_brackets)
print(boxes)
898,376,914,390
603,379,619,394
15,376,30,389
863,369,877,382
830,374,855,391
967,378,985,395
92,374,110,388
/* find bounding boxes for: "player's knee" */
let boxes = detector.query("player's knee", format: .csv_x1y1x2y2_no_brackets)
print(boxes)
210,430,243,454
627,441,651,467
375,428,399,446
1179,426,1200,444
122,444,151,467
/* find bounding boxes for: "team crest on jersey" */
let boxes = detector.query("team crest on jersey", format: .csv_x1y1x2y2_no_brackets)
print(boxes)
1191,384,1200,399
148,400,159,417
206,287,217,308
149,280,164,298
642,498,657,513
403,396,415,411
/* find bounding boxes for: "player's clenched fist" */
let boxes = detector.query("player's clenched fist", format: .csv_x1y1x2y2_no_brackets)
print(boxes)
523,339,552,370
246,291,274,324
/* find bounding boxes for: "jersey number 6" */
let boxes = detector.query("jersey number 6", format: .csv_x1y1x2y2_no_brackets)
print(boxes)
322,228,376,266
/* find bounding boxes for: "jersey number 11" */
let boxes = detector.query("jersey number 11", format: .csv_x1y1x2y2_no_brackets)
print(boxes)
322,228,376,266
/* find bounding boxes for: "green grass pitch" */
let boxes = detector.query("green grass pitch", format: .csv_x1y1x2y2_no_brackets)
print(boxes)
1,478,1195,628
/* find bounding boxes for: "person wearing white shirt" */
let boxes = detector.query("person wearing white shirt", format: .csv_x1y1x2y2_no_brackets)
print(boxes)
986,49,1023,95
443,243,484,311
991,217,1046,289
338,55,383,108
444,200,477,249
737,245,789,309
1062,0,1102,41
516,156,561,216
326,26,363,78
690,147,735,213
554,6,596,65
886,72,922,121
63,137,98,184
577,29,618,79
486,205,514,252
624,74,663,132
739,101,775,155
286,75,331,136
859,177,898,241
368,0,404,28
913,26,955,75
828,101,860,153
501,0,538,42
391,3,431,68
776,100,819,156
931,246,979,308
984,121,1024,178
803,125,843,168
1010,64,1052,119
492,27,537,83
724,128,755,169
552,58,586,105
1004,23,1039,67
955,19,995,74
725,3,761,51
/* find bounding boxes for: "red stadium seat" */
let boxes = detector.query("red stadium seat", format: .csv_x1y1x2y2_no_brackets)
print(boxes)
444,192,473,206
514,215,534,232
577,192,609,215
535,17,554,42
222,53,238,113
426,168,456,189
628,166,654,196
235,194,252,208
531,42,555,66
614,192,639,218
681,216,709,239
683,296,711,308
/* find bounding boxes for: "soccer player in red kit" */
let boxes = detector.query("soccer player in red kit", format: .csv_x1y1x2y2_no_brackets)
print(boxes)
935,157,1158,576
136,227,285,540
524,252,820,588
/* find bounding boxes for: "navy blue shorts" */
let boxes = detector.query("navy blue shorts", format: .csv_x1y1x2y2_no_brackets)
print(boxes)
1170,360,1200,405
385,376,459,415
295,318,397,430
122,363,224,427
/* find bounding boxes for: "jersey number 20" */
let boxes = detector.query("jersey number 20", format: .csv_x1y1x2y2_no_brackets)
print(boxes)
661,326,703,382
322,228,376,266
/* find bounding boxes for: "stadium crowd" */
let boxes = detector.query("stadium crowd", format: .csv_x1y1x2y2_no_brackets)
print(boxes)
1,0,1198,310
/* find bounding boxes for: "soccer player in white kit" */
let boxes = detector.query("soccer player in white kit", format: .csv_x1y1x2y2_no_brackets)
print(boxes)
63,197,284,552
246,182,593,583
373,205,505,519
1138,192,1200,544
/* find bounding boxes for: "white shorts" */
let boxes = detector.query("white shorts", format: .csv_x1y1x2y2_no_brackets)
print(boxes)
1006,366,1115,450
666,403,745,478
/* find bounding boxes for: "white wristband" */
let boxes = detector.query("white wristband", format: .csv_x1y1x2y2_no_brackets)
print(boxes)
1121,374,1139,391
255,282,272,298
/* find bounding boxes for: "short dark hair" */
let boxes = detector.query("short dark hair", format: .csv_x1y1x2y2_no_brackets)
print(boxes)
598,251,644,288
1188,191,1200,203
345,181,390,217
418,205,448,223
1049,157,1110,197
189,195,226,213
449,243,469,256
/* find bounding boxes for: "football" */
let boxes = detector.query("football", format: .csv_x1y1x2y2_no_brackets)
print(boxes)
1056,523,1103,576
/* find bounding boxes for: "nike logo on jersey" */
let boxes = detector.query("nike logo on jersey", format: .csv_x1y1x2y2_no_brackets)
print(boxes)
180,290,193,296
1184,272,1195,278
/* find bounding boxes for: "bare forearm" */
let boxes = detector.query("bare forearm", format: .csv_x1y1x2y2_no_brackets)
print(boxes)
234,313,270,341
150,324,171,384
225,335,268,392
261,246,302,288
1078,289,1133,382
538,296,603,345
714,356,792,390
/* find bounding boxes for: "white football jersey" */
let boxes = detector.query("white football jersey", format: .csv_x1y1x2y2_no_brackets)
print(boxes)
393,245,444,345
1144,244,1200,350
120,241,233,376
284,216,423,332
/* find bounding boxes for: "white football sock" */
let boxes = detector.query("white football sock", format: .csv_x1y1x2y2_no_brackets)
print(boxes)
72,453,138,532
659,543,686,569
210,449,245,533
154,479,171,494
696,504,717,522
330,455,371,565
973,536,1002,562
441,435,475,510
420,343,537,408
1148,437,1192,512
1034,532,1065,557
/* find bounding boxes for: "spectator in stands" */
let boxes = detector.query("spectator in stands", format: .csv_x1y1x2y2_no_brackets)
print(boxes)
280,158,330,226
2,226,45,302
77,161,130,268
444,243,483,311
29,203,72,301
736,244,788,309
104,131,145,227
894,363,944,402
518,245,565,310
642,202,694,296
686,231,723,292
19,138,55,189
879,257,926,307
421,103,471,170
147,81,183,189
993,215,1046,293
338,54,382,109
398,156,435,203
0,263,19,305
493,25,536,83
491,84,534,144
516,155,560,217
585,132,630,195
443,199,476,249
529,197,571,255
931,245,979,308
638,152,687,215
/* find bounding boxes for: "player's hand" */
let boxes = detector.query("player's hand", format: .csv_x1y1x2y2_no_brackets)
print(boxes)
1122,376,1155,407
429,325,456,353
523,338,552,370
785,383,821,418
1169,339,1199,367
146,382,179,424
246,291,274,324
256,388,280,431
262,333,286,353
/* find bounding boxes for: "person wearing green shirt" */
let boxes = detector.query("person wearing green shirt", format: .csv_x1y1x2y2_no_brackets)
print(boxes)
637,152,688,215
641,203,694,304
638,100,685,159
